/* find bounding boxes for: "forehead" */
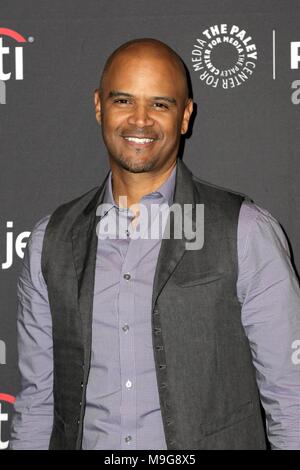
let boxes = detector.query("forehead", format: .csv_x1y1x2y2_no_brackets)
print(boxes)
102,49,185,98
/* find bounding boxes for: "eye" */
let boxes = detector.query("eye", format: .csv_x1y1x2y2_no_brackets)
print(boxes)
113,99,131,105
153,102,169,109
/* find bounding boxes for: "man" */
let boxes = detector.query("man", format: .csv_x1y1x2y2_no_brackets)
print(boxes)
9,38,300,450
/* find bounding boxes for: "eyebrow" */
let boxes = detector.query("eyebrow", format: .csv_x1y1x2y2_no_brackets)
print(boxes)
108,90,177,105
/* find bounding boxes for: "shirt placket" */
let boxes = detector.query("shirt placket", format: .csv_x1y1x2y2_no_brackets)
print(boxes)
117,207,140,449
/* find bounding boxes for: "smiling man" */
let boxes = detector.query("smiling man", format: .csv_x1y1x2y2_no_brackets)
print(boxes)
95,39,192,209
10,38,300,450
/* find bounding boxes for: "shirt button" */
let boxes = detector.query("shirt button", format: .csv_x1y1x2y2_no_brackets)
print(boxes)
122,324,129,332
125,435,132,443
125,379,132,389
123,273,131,280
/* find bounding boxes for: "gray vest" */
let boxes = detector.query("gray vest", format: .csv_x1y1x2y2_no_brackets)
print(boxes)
41,159,267,449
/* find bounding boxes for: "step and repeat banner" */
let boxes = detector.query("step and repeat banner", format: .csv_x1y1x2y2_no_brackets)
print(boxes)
1,1,300,449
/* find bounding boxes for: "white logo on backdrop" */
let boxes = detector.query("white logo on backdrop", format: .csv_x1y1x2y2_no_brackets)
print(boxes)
191,23,258,89
1,222,30,270
0,28,34,104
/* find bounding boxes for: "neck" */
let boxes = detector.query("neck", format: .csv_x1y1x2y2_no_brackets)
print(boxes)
110,160,176,211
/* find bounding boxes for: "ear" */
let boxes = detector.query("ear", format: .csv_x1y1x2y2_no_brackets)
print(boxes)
94,88,102,125
181,98,193,135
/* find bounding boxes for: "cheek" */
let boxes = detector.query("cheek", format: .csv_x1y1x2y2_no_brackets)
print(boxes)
160,119,181,140
159,115,181,132
102,120,121,143
102,109,123,128
102,116,116,130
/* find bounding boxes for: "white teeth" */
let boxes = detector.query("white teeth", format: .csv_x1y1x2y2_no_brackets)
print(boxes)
124,137,154,144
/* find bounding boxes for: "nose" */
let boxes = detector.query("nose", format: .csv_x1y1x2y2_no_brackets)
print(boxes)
127,103,154,128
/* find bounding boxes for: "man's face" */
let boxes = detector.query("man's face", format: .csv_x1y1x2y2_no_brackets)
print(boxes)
94,49,193,173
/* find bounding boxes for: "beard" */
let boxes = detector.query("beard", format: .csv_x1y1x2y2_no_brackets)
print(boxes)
110,149,160,174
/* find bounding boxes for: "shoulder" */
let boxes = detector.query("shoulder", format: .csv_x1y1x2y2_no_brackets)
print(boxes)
26,185,101,253
192,174,248,205
238,199,290,260
47,186,100,223
18,215,52,295
43,185,104,244
191,175,248,225
26,214,52,254
192,174,248,197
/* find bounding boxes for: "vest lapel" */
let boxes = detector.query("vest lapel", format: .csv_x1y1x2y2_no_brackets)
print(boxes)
151,159,197,311
71,172,109,344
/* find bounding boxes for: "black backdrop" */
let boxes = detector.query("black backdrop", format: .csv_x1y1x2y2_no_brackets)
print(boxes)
1,0,300,449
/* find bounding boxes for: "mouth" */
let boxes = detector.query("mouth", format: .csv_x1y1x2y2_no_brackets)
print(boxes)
122,136,157,148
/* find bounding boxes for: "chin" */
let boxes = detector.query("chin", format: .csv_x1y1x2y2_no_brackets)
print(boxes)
114,155,158,174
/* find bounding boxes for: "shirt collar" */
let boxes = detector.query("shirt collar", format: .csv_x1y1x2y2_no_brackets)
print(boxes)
99,163,177,217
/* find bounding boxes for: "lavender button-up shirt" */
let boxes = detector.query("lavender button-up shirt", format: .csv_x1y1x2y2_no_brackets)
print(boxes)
9,164,300,449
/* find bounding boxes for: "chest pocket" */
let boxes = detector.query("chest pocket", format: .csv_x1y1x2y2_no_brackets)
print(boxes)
173,269,224,287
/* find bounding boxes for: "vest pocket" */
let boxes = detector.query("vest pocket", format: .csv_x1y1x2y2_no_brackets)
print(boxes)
173,270,224,287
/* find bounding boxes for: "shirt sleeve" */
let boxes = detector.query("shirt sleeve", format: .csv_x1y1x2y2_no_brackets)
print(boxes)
237,200,300,450
9,214,54,450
